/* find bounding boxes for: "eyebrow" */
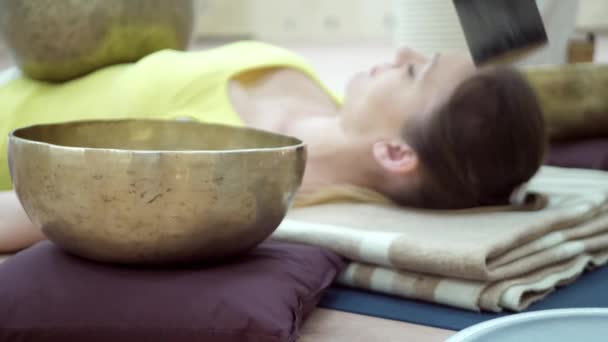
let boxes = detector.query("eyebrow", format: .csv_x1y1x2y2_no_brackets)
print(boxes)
419,53,440,80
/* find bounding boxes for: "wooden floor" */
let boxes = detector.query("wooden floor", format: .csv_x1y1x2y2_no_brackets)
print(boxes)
299,309,455,342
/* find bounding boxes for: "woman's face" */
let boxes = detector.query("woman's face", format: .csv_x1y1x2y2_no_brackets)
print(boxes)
341,48,476,138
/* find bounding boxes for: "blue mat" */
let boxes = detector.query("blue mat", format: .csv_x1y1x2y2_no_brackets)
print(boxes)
319,265,608,331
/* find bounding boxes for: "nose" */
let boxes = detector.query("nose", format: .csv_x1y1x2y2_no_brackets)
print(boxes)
370,62,394,76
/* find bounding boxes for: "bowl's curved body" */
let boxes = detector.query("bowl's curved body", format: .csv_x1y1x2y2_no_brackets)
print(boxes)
0,0,194,82
8,120,306,265
445,308,608,342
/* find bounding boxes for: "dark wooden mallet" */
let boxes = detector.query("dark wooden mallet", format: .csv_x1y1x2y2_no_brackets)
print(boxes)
452,0,549,66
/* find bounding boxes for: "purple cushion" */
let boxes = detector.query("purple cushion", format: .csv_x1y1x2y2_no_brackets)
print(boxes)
547,139,608,171
0,240,345,342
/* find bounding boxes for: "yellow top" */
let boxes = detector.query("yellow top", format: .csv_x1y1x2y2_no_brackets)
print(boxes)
0,41,339,190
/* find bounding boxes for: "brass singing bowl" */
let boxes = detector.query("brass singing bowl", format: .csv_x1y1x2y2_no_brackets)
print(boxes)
8,119,306,265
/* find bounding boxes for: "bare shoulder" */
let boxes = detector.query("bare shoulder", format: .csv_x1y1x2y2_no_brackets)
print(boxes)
228,66,338,134
233,67,335,107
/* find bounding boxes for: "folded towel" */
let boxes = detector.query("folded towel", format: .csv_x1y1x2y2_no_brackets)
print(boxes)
272,166,608,312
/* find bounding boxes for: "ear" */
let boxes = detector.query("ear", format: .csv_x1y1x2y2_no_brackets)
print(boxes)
372,140,419,175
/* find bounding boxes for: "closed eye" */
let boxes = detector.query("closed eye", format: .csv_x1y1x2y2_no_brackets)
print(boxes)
407,64,415,78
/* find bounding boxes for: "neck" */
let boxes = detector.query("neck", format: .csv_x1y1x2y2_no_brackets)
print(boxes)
283,114,378,195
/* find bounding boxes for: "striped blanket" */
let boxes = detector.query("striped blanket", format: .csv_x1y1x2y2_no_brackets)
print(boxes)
272,166,608,312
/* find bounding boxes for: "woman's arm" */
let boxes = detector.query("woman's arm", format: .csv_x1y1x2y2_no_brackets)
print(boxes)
0,190,45,253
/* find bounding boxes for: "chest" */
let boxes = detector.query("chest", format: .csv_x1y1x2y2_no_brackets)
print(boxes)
228,68,338,132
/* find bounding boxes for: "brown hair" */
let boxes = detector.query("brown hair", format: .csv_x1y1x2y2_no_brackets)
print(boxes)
401,65,547,209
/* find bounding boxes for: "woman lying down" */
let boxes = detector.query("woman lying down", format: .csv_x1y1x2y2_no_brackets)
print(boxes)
0,41,547,252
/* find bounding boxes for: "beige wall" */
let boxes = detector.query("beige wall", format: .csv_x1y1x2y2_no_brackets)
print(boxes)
193,0,253,39
193,0,601,52
249,0,394,43
576,0,608,33
193,0,395,43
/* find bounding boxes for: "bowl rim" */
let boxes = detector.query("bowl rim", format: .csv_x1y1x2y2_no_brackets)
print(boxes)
9,118,307,154
445,308,608,341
